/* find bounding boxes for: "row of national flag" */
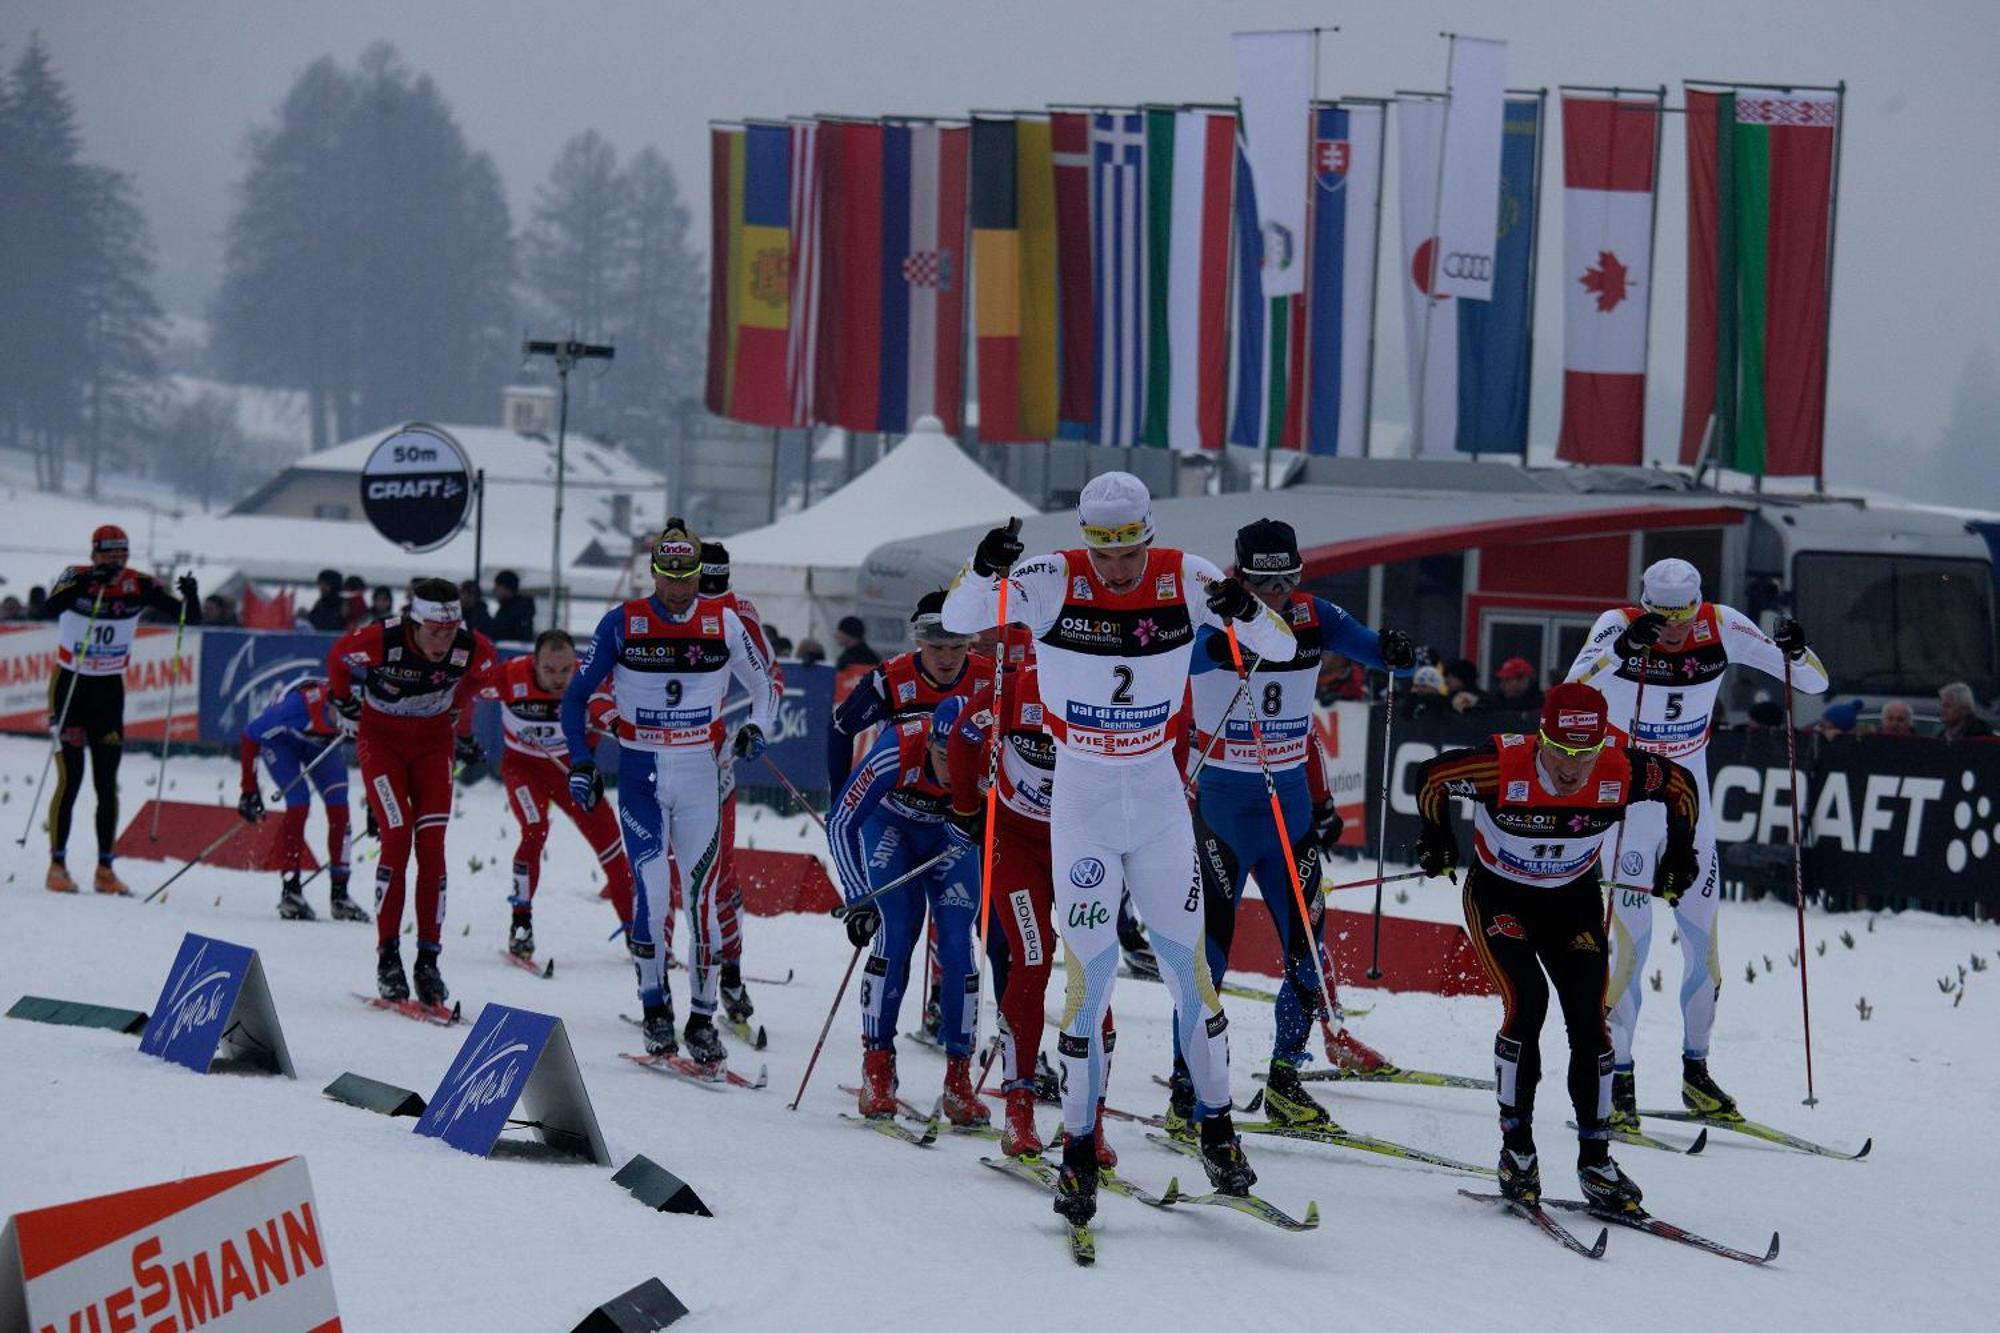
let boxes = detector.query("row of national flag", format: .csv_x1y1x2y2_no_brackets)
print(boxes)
707,81,1840,476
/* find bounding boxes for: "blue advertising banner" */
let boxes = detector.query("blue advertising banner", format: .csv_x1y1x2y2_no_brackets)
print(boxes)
197,629,339,747
414,1003,609,1163
139,932,294,1076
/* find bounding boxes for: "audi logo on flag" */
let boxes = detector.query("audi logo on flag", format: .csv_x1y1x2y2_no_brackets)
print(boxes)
1443,251,1493,282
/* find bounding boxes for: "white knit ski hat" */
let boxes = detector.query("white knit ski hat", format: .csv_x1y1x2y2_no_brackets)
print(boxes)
1640,558,1703,619
1077,471,1154,549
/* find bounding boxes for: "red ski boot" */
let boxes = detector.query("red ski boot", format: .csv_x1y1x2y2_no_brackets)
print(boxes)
1326,1026,1391,1075
858,1048,898,1119
941,1055,992,1127
1093,1099,1118,1169
1001,1087,1044,1158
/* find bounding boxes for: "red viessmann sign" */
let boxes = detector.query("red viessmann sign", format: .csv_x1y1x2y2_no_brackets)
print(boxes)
0,1156,340,1333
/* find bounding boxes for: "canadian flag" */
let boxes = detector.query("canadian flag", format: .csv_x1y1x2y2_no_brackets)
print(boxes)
1557,93,1661,465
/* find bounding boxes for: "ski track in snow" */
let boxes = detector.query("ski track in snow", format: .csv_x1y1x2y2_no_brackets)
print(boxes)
0,737,1991,1328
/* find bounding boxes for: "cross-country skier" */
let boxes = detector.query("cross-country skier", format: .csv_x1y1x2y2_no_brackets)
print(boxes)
942,471,1295,1225
699,540,779,1035
562,521,778,1068
831,691,993,1127
1174,518,1415,1129
236,676,368,923
326,577,497,1006
478,629,634,959
1412,682,1703,1211
37,524,199,895
1564,558,1827,1124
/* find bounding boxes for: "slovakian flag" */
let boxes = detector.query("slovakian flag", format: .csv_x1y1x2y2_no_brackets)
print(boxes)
1091,111,1148,447
1303,101,1386,456
814,119,970,436
706,123,802,426
972,116,1059,442
1557,91,1661,465
1049,111,1095,437
1162,109,1235,451
1398,93,1543,456
1680,85,1839,478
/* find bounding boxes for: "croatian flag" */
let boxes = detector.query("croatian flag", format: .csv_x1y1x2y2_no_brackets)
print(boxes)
814,120,970,435
1557,92,1660,465
1091,111,1147,447
1304,102,1385,456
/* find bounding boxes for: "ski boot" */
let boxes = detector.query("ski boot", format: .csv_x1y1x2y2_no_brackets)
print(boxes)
1578,1149,1644,1215
1326,1025,1391,1075
859,1048,898,1118
1608,1066,1640,1132
683,1014,727,1068
1680,1058,1742,1121
1117,907,1159,981
1264,1059,1335,1128
641,999,679,1057
1092,1100,1118,1169
1163,1067,1197,1141
720,962,755,1026
376,943,410,1003
327,875,371,923
412,949,449,1007
921,983,943,1045
507,911,535,959
1033,1050,1061,1104
1000,1086,1043,1158
92,862,131,896
941,1055,991,1127
1498,1122,1541,1205
278,874,317,921
1197,1111,1257,1196
45,861,78,894
1053,1130,1099,1225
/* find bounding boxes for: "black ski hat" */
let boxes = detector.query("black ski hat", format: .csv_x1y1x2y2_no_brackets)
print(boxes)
699,541,730,595
1235,518,1302,578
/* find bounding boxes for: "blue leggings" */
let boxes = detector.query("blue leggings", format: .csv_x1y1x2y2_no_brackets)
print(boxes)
855,813,981,1058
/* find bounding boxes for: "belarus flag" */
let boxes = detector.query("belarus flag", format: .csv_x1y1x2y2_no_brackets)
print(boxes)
1557,93,1661,465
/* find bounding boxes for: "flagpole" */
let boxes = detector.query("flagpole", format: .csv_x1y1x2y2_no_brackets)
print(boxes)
1517,87,1547,469
1360,99,1387,459
1414,36,1457,458
1642,86,1667,469
1296,36,1323,464
1815,80,1846,495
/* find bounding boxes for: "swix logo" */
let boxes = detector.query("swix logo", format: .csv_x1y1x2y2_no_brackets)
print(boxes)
1021,703,1044,726
1485,913,1526,941
897,680,917,704
440,1025,529,1128
160,942,231,1045
630,615,649,634
1505,780,1530,802
1072,576,1094,600
1067,900,1111,930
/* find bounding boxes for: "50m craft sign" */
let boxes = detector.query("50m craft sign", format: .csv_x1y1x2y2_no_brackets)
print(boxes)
359,421,472,553
0,1156,340,1333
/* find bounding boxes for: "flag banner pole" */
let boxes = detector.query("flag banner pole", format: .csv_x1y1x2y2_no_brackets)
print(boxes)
1815,80,1847,494
1517,87,1548,466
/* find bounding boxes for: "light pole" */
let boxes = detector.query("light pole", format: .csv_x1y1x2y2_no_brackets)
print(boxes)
522,337,614,631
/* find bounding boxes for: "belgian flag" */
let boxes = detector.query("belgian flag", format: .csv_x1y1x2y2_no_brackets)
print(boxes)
972,117,1058,442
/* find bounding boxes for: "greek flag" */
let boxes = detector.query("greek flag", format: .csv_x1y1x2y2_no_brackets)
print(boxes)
1091,111,1147,446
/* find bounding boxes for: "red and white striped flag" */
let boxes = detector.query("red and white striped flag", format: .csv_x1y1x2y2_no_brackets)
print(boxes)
1165,109,1234,450
1557,92,1661,464
786,118,822,426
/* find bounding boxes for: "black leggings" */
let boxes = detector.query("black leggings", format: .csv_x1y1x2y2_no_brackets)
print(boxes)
48,670,124,860
1462,867,1612,1135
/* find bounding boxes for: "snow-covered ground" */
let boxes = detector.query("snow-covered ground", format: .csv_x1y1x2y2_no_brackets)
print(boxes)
1,735,1993,1329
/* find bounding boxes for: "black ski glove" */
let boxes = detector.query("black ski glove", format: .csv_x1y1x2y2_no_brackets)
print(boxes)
569,761,603,813
86,562,116,586
973,518,1024,578
330,695,362,739
1615,612,1667,659
1773,616,1808,661
844,903,881,948
733,723,767,762
453,734,483,768
177,572,199,606
1311,798,1344,853
1416,820,1459,881
1205,576,1257,624
1378,628,1416,671
237,789,265,823
1653,833,1700,906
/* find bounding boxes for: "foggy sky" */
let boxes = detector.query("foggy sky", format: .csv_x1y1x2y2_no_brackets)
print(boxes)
6,0,1996,500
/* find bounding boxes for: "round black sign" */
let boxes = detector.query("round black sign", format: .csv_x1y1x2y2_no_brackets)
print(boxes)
359,423,472,553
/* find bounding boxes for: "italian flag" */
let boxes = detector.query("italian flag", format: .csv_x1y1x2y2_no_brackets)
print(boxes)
1680,87,1840,477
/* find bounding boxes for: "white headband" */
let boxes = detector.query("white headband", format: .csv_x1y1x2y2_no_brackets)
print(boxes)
410,596,463,626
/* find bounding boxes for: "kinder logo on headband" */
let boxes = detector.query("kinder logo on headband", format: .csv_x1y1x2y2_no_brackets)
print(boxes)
655,540,697,562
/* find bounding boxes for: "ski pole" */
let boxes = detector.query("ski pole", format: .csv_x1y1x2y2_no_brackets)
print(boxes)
18,586,105,847
790,941,863,1111
829,847,961,918
1783,655,1819,1107
1224,622,1348,1056
1324,868,1426,896
761,754,827,832
1181,674,1250,797
148,587,192,840
975,527,1016,987
1365,672,1398,980
1604,647,1651,934
144,736,347,903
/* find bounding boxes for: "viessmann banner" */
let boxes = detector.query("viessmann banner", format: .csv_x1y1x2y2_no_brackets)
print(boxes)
0,624,198,742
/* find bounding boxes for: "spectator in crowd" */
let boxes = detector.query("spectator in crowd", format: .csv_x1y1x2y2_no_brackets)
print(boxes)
1488,656,1543,714
1,595,23,620
1938,682,1993,741
369,586,395,622
794,637,826,667
1878,699,1917,737
1744,696,1786,732
341,575,368,628
458,579,492,634
1402,663,1453,721
1443,657,1484,714
490,569,537,643
202,593,239,627
306,568,347,632
1316,649,1371,704
26,585,47,619
834,615,880,669
1815,699,1861,741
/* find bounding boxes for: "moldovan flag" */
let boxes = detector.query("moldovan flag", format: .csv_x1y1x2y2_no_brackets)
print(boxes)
1557,91,1662,465
1050,111,1096,436
706,123,801,426
1304,101,1386,456
1164,109,1235,450
1680,86,1839,477
815,120,971,435
971,116,1058,442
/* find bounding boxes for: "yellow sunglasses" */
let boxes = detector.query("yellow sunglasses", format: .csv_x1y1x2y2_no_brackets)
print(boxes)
1644,601,1700,624
1081,520,1151,548
651,560,701,580
1538,728,1606,760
